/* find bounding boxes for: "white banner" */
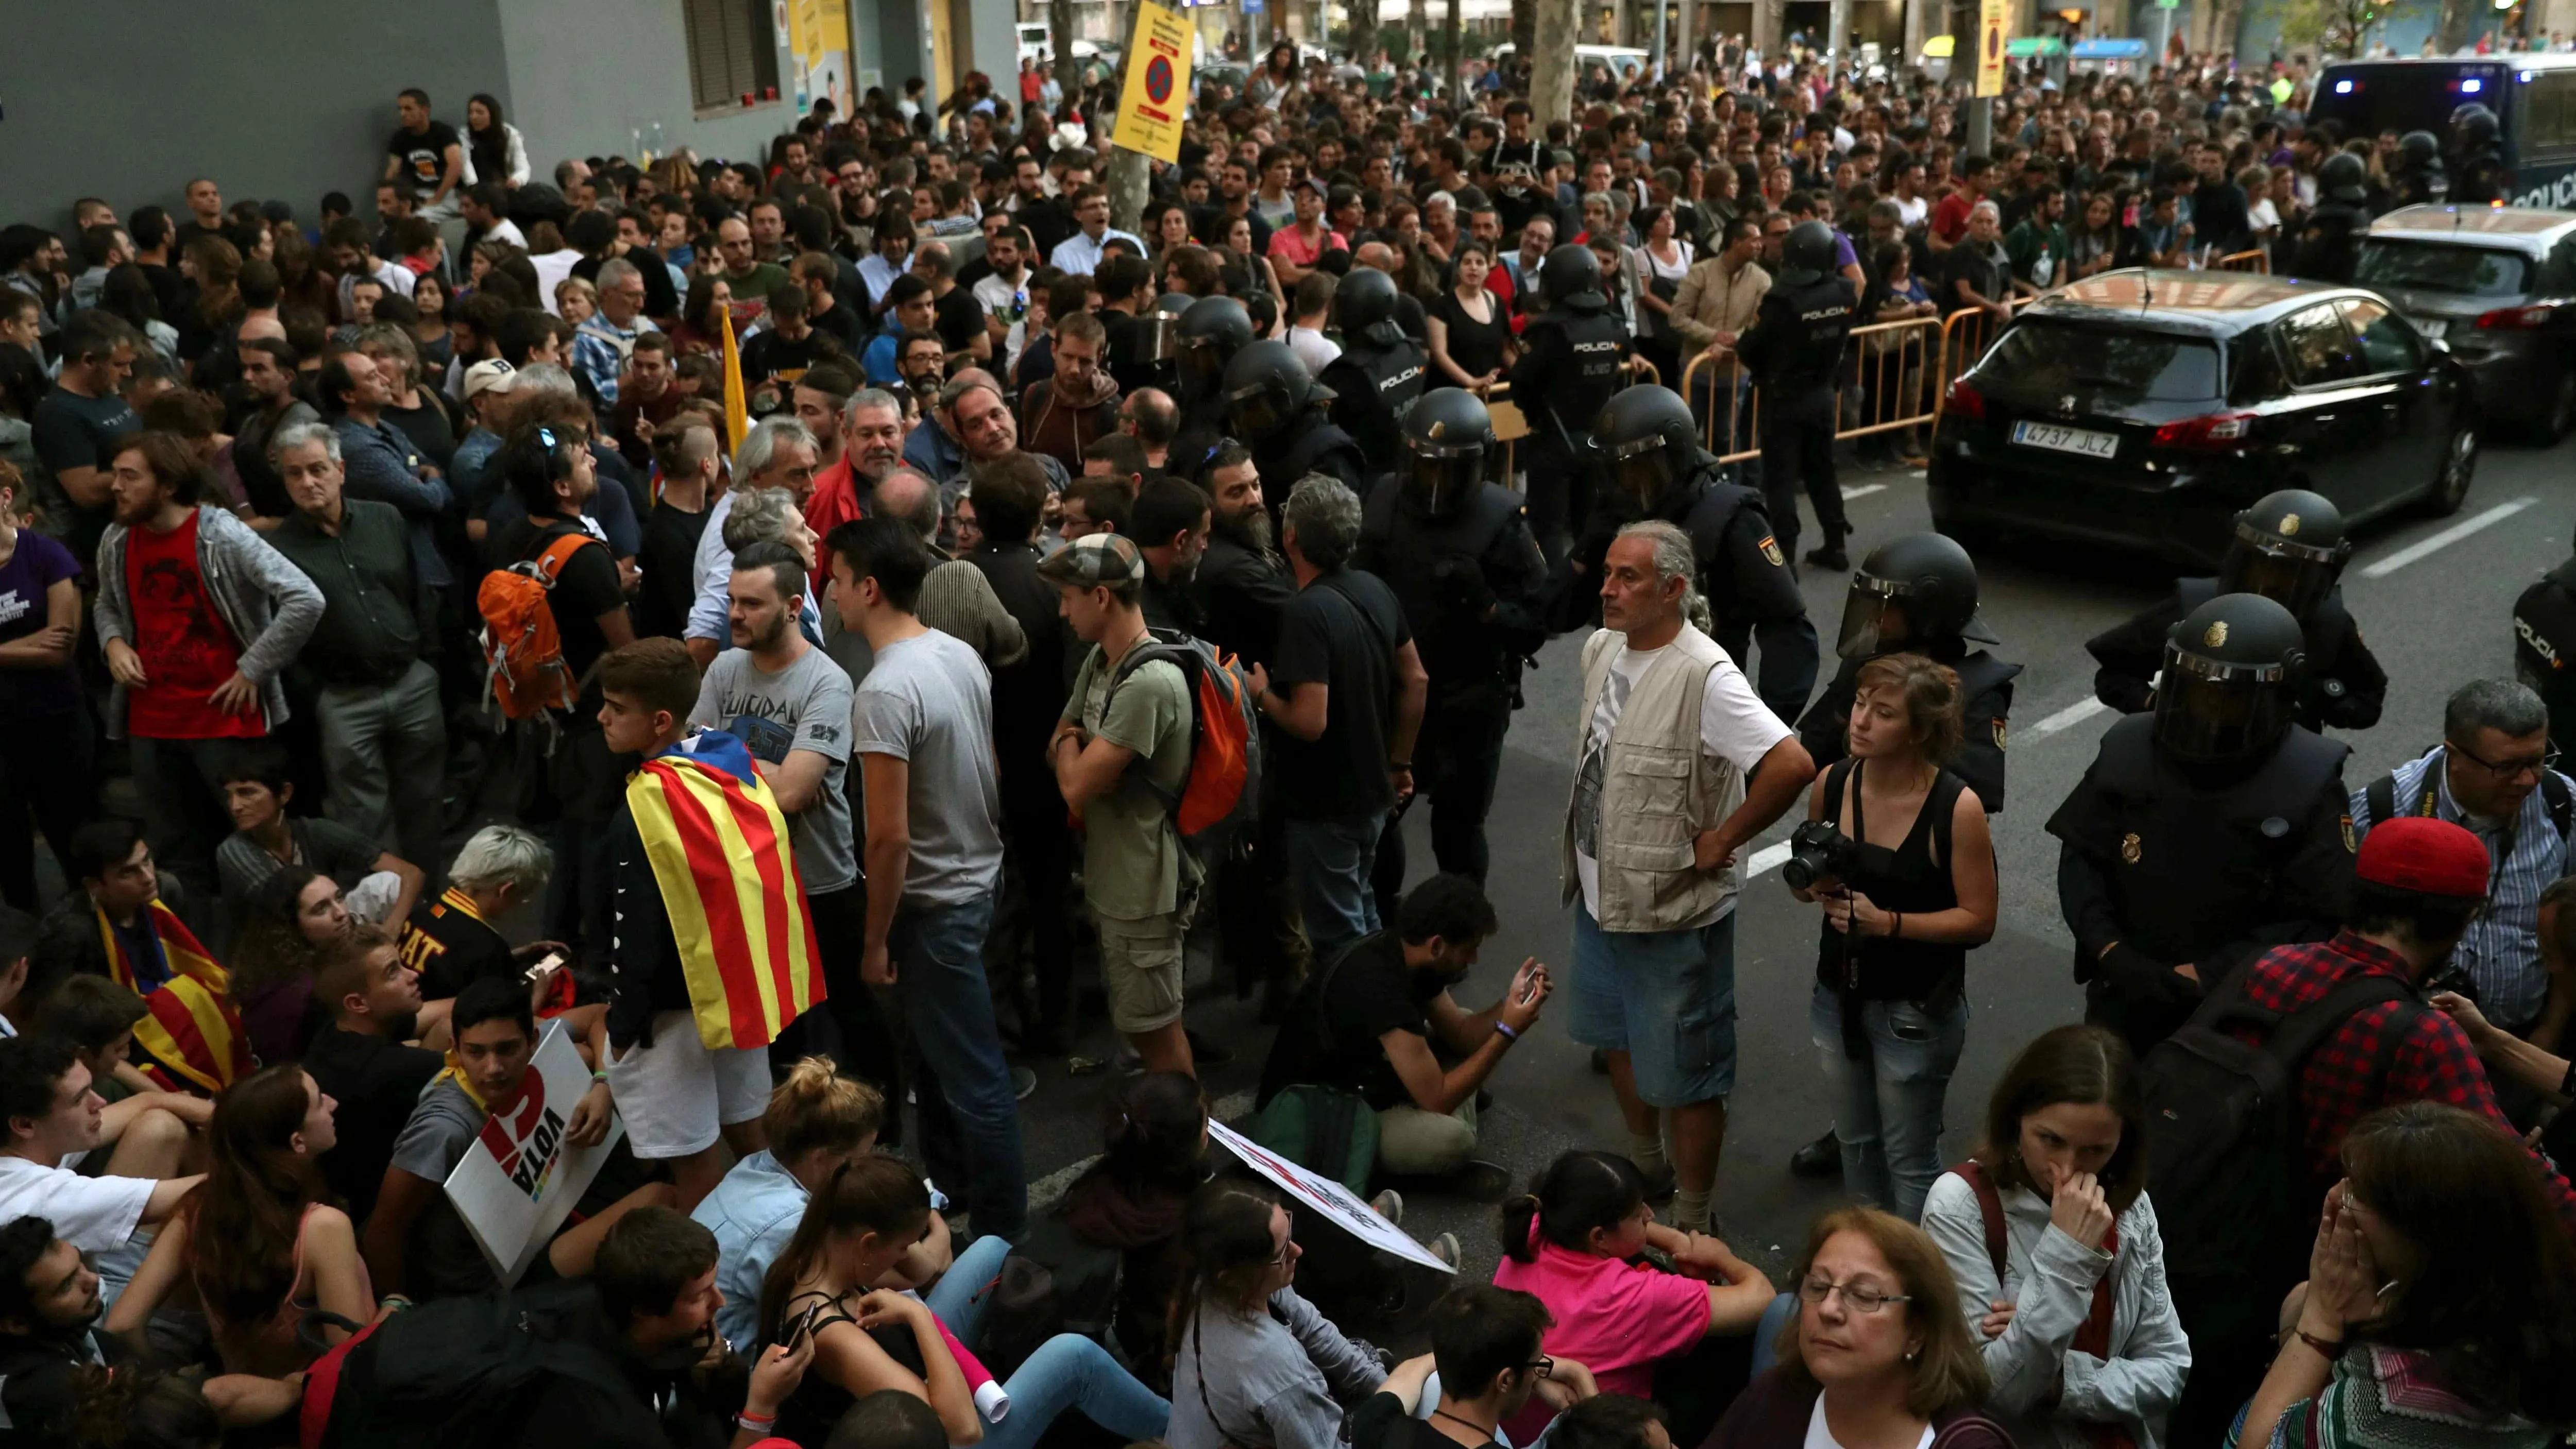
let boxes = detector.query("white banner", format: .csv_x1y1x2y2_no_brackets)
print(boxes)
1209,1120,1455,1274
443,1021,624,1286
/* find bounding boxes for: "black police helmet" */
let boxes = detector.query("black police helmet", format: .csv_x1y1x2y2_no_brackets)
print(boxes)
1175,296,1255,408
1334,266,1408,347
1838,532,1996,659
1592,383,1701,514
1540,244,1608,310
1222,338,1333,445
2154,592,2307,767
2220,488,2351,623
2399,130,2442,167
1401,387,1496,519
1778,219,1841,287
2453,102,2501,148
2319,151,2369,205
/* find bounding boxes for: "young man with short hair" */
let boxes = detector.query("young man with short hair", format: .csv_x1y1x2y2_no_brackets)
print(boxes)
0,1216,136,1441
29,310,138,561
1044,534,1198,1076
0,1035,201,1299
302,925,442,1222
834,517,1025,1237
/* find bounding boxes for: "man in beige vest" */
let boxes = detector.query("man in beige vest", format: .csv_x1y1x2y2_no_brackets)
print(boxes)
1561,520,1815,1235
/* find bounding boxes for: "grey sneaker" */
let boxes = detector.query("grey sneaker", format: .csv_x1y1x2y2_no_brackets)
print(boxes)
1012,1066,1039,1100
1369,1189,1404,1226
1428,1232,1461,1269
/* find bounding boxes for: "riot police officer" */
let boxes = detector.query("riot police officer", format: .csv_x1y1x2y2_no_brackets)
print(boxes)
2389,130,2451,209
2513,547,2576,748
1785,530,2021,1181
1357,387,1550,906
2293,154,2372,282
1582,382,1819,721
2048,591,2356,1059
1320,266,1429,475
2452,102,2509,206
1172,295,1256,479
1507,243,1632,564
2087,488,2386,735
1735,219,1858,571
1130,291,1193,394
1224,339,1368,506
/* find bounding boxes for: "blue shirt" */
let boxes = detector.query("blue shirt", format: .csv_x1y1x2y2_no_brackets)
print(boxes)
1048,227,1146,278
692,1150,807,1350
331,416,453,588
2350,746,2575,1031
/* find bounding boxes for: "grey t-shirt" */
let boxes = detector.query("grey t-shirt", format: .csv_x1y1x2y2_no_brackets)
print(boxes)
851,629,1004,907
689,644,858,895
386,1076,503,1299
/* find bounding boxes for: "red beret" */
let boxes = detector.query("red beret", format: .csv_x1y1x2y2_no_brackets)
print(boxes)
2355,815,2491,899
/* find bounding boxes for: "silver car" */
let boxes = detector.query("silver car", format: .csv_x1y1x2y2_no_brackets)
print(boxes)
2358,204,2576,439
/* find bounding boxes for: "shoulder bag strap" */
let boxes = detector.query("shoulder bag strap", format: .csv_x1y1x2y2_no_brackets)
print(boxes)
1953,1159,2010,1287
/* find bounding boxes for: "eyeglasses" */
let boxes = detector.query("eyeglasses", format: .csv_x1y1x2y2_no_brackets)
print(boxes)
1799,1275,1912,1314
1523,1356,1555,1380
2450,739,2559,781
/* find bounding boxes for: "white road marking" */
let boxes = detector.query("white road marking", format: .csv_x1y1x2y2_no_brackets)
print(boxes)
2359,497,2537,579
1748,841,1794,876
2026,696,2111,740
1841,484,1887,502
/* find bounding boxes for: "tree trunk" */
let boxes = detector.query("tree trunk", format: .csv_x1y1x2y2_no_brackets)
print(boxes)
2437,0,2472,50
1448,0,1466,95
2211,0,2244,54
1105,144,1153,235
1902,0,1926,74
1349,0,1378,64
1513,0,1538,63
1411,0,1429,62
1532,0,1582,125
1052,0,1078,98
1753,0,1781,54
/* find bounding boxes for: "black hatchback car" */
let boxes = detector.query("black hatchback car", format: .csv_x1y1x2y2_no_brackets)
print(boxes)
1927,269,2478,568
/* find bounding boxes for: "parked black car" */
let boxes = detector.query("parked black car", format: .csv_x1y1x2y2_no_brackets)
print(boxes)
2359,204,2576,440
1927,268,2478,568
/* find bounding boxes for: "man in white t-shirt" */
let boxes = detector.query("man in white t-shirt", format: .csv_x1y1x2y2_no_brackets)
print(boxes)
0,1037,201,1300
1560,521,1813,1238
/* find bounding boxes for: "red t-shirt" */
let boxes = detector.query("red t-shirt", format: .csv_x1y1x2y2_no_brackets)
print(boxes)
1265,224,1349,269
1931,187,1978,244
123,512,262,740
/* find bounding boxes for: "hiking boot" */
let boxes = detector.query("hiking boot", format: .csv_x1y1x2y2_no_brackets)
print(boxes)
1790,1129,1843,1179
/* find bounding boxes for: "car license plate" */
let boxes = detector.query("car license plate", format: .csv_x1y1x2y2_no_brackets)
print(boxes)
2415,317,2448,339
2010,421,2120,458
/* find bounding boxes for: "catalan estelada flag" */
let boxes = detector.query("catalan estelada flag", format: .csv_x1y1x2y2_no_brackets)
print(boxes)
625,730,825,1051
97,901,252,1094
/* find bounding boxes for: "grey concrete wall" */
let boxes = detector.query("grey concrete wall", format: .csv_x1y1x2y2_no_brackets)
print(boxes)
0,0,507,233
497,0,803,174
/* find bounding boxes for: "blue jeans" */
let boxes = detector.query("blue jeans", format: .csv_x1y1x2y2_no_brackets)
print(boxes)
929,1235,1170,1449
1282,810,1388,966
897,896,1028,1241
1809,984,1969,1223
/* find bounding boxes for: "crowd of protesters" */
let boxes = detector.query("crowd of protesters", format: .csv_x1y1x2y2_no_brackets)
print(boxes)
0,31,2571,1449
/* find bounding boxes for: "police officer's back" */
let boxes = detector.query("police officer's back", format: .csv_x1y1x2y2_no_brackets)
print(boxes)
1320,267,1428,476
1169,295,1256,480
2514,550,2576,748
1580,383,1819,722
2049,592,2357,1056
1735,219,1859,569
1799,533,2021,812
1223,338,1367,511
2293,154,2372,282
1507,244,1631,560
2088,489,2386,735
1357,387,1549,883
2451,103,2509,206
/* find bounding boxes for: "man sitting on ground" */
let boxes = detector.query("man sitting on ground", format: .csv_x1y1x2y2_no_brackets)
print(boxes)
0,1035,200,1299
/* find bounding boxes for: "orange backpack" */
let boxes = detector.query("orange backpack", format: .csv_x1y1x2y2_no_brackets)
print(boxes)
477,533,602,722
1103,628,1263,859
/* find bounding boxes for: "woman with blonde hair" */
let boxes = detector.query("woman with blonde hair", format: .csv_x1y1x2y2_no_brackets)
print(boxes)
1788,653,1997,1223
1709,1208,2009,1447
697,1055,891,1351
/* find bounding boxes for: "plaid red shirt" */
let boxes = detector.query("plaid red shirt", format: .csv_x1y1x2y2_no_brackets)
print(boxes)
2233,930,2576,1231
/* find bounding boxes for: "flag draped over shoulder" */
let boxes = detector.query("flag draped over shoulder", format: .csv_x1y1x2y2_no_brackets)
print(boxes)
97,902,251,1094
625,731,825,1051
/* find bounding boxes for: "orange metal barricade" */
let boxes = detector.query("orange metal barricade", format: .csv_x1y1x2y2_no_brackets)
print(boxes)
2216,248,2272,274
1933,298,2034,416
1840,314,1943,441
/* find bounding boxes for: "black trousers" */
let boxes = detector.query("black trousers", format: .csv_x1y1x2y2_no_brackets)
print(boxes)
0,708,94,913
1371,696,1513,923
798,884,908,1147
1760,385,1846,554
1525,445,1591,566
997,771,1076,1025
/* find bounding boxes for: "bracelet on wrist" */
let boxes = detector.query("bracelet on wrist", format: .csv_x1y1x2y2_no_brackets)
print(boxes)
2295,1329,2343,1358
1495,1021,1519,1042
738,1411,778,1431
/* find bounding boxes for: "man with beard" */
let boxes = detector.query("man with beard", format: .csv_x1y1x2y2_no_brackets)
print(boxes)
788,361,860,535
1132,478,1212,635
304,924,447,1223
0,1215,141,1440
231,337,319,522
1191,441,1296,670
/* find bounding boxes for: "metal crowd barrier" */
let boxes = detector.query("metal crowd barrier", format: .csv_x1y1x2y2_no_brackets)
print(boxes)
1675,309,1948,459
2216,248,2272,274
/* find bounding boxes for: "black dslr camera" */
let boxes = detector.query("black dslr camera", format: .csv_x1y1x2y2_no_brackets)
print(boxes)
1780,820,1860,892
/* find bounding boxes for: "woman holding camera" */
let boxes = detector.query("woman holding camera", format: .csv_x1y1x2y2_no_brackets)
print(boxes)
1788,654,1998,1223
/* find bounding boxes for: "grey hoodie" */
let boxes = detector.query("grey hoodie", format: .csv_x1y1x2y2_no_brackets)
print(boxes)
92,504,325,737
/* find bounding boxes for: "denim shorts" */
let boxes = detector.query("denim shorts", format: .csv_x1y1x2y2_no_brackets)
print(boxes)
1567,902,1738,1107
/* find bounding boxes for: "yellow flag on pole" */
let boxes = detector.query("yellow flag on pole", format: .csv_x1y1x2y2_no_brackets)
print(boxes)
721,308,750,451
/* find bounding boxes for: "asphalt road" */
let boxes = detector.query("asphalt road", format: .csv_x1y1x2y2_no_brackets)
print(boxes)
1003,422,2575,1299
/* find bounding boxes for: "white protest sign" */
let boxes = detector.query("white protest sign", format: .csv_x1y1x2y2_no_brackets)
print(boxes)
1209,1119,1455,1273
443,1020,624,1286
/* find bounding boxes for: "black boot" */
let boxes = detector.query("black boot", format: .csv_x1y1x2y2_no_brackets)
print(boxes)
1804,531,1851,571
1790,1128,1842,1178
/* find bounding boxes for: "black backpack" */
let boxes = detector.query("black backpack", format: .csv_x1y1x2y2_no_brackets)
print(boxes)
2143,971,2418,1294
299,1282,662,1449
976,1210,1127,1382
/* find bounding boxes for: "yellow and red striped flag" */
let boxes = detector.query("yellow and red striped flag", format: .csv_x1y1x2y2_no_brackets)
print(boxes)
624,731,825,1051
98,902,252,1093
720,307,750,452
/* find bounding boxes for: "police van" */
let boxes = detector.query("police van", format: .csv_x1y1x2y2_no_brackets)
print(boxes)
2308,54,2576,210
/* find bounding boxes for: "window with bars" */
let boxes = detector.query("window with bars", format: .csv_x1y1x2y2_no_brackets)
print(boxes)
684,0,780,112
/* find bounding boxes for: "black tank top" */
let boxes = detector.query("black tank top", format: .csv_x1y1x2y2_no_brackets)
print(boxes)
1814,758,1969,1005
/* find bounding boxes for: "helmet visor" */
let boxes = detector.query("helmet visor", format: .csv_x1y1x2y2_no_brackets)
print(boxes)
1133,315,1178,364
1836,577,1915,659
1178,342,1229,403
1229,383,1294,439
1598,433,1681,508
2153,650,2293,764
1406,448,1483,518
2222,527,2341,623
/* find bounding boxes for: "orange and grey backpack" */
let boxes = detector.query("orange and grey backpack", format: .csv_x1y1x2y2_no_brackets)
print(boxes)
477,531,602,723
1103,627,1263,863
